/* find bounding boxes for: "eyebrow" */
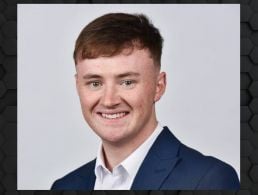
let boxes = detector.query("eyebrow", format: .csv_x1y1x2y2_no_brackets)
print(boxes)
117,72,140,78
83,72,140,80
83,74,102,80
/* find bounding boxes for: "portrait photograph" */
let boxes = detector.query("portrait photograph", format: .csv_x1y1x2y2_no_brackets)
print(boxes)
17,4,240,190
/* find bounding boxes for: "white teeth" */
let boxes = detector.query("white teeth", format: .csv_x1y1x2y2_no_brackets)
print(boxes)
101,112,126,119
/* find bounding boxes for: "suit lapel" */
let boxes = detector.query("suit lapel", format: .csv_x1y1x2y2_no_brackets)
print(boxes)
77,159,96,189
131,127,181,190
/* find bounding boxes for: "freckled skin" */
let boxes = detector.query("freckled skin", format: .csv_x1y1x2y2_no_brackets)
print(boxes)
75,48,166,151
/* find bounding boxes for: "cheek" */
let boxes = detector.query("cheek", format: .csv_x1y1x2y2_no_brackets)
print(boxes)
78,89,98,112
142,81,157,102
125,87,154,113
140,83,157,110
136,81,156,101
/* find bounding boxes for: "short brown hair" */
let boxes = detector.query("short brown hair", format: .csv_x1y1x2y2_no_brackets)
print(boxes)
73,13,163,67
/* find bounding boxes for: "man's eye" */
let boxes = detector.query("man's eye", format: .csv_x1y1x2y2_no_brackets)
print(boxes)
123,80,132,85
121,80,136,88
86,81,102,90
91,82,100,87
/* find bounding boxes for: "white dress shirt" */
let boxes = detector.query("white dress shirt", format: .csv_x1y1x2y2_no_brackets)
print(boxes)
94,122,164,190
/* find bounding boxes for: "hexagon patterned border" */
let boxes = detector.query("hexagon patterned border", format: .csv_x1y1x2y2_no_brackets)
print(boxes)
0,0,257,195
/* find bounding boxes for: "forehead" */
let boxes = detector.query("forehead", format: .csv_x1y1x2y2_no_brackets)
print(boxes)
76,48,156,76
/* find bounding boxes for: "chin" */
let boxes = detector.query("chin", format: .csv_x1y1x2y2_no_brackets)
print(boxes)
100,135,127,145
97,129,129,144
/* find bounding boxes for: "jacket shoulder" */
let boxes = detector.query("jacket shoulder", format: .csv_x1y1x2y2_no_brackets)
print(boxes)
51,159,96,190
177,144,240,189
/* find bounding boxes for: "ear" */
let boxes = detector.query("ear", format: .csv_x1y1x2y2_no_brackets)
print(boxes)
154,72,166,102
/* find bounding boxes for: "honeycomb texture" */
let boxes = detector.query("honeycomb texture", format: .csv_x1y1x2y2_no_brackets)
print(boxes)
0,0,256,194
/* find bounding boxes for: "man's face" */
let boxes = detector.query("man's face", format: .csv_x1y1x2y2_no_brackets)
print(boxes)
76,48,166,146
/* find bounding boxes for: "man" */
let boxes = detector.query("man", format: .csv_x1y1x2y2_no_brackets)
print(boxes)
51,13,240,190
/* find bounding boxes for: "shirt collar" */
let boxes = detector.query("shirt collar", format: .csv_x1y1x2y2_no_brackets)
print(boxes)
95,143,109,181
94,122,164,182
120,122,163,180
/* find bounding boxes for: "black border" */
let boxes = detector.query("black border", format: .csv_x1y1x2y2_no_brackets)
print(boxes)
0,0,256,194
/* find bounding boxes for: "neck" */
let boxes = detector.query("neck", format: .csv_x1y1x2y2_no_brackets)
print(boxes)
102,119,158,171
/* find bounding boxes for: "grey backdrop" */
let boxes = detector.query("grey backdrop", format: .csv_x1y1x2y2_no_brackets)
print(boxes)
18,4,240,189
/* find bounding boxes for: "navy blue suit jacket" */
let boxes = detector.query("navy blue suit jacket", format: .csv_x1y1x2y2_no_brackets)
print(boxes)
51,127,240,190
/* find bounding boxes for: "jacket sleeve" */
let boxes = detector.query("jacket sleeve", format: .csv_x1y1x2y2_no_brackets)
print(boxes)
50,178,64,190
196,160,240,190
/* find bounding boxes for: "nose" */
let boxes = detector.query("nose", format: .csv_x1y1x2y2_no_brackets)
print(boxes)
101,84,121,108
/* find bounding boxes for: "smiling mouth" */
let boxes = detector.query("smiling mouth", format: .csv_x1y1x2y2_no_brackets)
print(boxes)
97,112,129,120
